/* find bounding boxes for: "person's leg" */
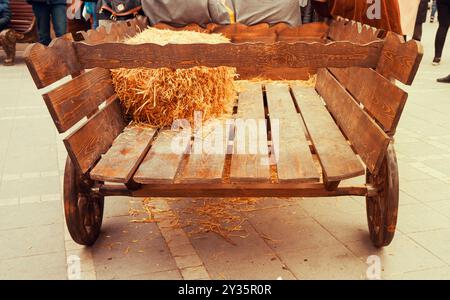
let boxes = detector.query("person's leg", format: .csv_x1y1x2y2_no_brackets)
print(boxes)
434,1,450,60
413,23,423,41
32,2,51,45
50,4,67,38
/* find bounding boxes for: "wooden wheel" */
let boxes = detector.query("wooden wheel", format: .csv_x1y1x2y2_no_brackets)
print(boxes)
64,157,104,246
366,143,399,248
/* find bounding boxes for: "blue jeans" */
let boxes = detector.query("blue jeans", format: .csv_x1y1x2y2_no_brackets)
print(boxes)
32,3,67,46
432,0,438,18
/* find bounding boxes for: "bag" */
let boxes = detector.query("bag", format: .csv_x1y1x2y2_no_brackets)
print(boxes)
100,0,142,20
142,0,233,26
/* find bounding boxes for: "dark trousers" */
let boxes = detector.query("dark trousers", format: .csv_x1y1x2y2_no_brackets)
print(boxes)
31,3,67,46
435,0,450,58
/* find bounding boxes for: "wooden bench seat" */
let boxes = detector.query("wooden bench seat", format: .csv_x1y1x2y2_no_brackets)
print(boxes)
85,82,365,189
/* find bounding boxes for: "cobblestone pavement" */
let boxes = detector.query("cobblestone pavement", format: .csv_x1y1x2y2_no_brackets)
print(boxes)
1,22,449,280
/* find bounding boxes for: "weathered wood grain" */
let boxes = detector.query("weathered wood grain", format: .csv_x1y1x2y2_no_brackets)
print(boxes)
329,67,407,134
315,69,390,174
74,40,384,70
64,97,126,174
134,130,190,184
90,126,157,183
43,68,115,133
291,84,365,184
230,82,270,183
24,37,81,89
377,32,423,85
179,120,231,183
265,83,320,183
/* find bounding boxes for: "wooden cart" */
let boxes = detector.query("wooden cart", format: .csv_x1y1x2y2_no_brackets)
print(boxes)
24,16,422,248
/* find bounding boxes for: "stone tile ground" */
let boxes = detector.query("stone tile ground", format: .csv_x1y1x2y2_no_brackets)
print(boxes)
0,21,449,280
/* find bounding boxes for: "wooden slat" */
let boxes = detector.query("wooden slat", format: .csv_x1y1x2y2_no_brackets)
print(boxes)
377,32,423,85
230,82,270,183
329,67,407,133
74,40,384,70
265,83,320,183
42,68,115,133
134,130,190,184
179,120,231,183
291,84,365,183
90,127,157,183
64,98,126,174
315,69,390,174
25,38,81,89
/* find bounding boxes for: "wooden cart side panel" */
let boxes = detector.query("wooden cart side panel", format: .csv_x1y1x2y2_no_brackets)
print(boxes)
291,85,365,183
329,67,407,134
328,18,383,44
79,16,148,44
64,97,127,175
74,40,384,71
315,68,390,175
24,36,81,89
329,18,423,85
90,126,157,183
42,68,115,133
377,32,423,85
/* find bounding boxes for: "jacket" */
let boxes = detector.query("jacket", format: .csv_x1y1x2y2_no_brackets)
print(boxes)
0,0,11,30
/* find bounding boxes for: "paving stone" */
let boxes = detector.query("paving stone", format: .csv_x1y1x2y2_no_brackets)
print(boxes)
311,211,370,243
174,254,204,269
426,200,450,219
345,235,446,278
247,209,341,252
91,216,177,278
401,179,450,202
125,269,182,280
278,244,367,279
0,201,62,231
188,222,296,280
180,266,210,280
0,252,67,280
409,228,450,264
298,197,364,218
385,266,450,280
0,223,65,260
397,203,450,234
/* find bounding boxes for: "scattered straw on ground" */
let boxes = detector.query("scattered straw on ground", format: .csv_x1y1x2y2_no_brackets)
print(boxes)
111,27,237,127
130,198,294,245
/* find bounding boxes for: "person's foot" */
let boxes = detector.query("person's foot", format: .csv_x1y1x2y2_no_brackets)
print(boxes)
432,57,441,65
437,75,450,83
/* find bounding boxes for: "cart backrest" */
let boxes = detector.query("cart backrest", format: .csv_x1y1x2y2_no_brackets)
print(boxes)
315,18,422,174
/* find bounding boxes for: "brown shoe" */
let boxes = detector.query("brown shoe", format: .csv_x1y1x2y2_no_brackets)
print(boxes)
437,75,450,83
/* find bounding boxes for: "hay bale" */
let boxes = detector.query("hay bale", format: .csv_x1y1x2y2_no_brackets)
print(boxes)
111,27,237,127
